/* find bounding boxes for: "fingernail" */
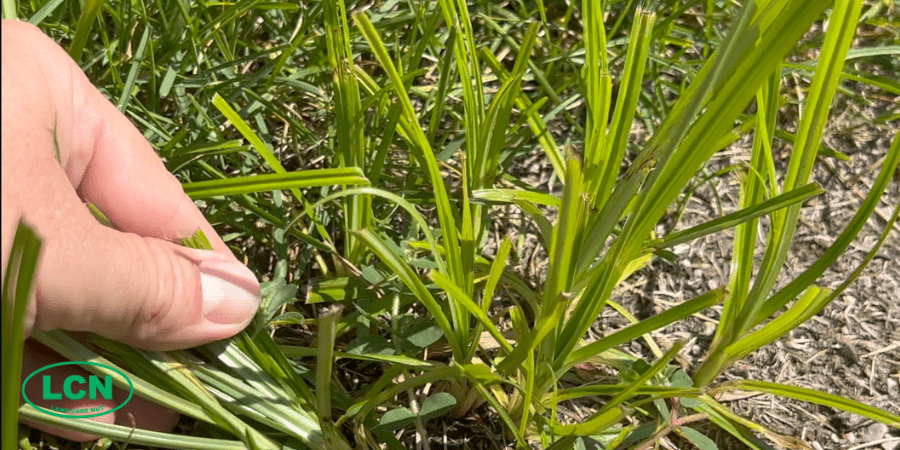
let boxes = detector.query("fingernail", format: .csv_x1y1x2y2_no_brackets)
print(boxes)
199,260,261,325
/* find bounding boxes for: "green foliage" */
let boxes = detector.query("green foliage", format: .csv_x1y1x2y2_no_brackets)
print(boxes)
11,0,900,448
3,223,42,450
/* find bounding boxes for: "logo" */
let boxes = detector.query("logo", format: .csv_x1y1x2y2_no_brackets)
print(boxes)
22,361,134,418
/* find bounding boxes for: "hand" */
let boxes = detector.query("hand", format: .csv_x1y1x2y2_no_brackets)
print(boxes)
2,20,261,441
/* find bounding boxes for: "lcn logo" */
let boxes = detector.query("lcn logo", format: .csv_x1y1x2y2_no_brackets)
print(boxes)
22,361,134,418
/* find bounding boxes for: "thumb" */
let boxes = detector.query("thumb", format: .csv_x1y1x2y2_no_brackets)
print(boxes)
32,218,260,351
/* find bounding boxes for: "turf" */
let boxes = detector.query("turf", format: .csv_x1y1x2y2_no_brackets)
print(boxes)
7,0,900,448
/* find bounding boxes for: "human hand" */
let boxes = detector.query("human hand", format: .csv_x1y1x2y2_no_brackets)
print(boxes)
2,20,261,441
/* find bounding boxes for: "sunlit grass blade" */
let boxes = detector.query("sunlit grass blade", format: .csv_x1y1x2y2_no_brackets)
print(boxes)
323,0,369,263
714,67,782,351
144,353,281,450
694,397,784,450
285,186,447,275
467,237,512,362
68,0,104,62
316,305,342,424
560,287,724,373
783,61,900,95
553,343,685,436
213,93,300,190
753,130,899,324
182,168,369,199
550,405,627,437
26,0,64,25
354,12,464,287
211,92,336,268
735,0,864,338
192,338,340,448
338,367,460,427
437,0,485,168
574,167,649,279
482,237,511,314
280,345,446,370
18,405,246,450
474,22,539,191
426,26,457,142
543,156,586,318
715,380,900,427
592,9,655,207
2,0,14,19
644,182,823,251
471,188,561,207
480,49,566,179
626,0,757,179
515,199,553,251
2,222,41,450
596,342,685,415
556,385,701,402
581,0,610,186
117,25,151,111
559,0,829,365
431,270,513,355
723,287,831,365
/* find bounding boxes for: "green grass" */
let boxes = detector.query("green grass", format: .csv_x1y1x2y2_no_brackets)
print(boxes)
6,0,900,448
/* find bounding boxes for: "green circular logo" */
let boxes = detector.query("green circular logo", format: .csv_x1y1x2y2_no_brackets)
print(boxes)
21,361,134,418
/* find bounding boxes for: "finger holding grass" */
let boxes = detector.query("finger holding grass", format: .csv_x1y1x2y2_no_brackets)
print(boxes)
2,19,261,440
1,19,261,349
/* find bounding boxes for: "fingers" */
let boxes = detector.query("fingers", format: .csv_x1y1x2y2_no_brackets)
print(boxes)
33,217,260,350
2,20,233,257
1,20,261,350
67,40,233,257
1,71,259,350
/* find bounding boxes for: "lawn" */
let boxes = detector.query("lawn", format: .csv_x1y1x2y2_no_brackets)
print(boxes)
4,0,900,449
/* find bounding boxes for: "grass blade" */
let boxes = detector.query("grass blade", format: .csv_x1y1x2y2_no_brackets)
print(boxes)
754,130,899,324
480,49,566,179
316,305,342,424
323,0,369,263
18,405,246,450
431,270,513,354
561,287,724,373
716,380,900,427
471,189,560,207
26,0,65,25
2,222,41,450
182,168,369,199
2,0,14,19
645,183,824,251
68,0,105,63
354,12,464,287
592,9,655,207
736,0,864,336
581,0,610,184
117,25,151,111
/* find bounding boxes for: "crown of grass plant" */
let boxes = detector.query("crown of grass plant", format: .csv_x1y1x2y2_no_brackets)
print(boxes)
4,0,899,449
